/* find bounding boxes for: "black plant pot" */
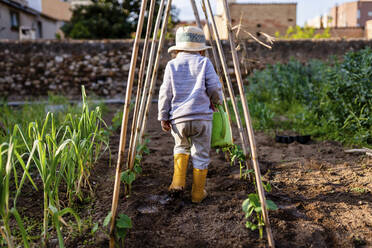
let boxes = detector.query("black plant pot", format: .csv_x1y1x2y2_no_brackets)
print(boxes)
296,135,311,144
275,135,311,144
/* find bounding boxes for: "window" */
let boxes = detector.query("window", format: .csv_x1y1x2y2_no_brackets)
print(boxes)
357,9,360,19
256,24,261,28
37,21,42,38
288,18,294,22
10,11,19,30
368,11,372,17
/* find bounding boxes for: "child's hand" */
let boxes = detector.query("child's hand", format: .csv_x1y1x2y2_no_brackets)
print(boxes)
161,121,171,132
211,102,217,112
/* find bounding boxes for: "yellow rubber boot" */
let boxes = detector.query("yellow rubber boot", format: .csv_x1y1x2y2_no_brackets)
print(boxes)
191,168,208,203
169,154,189,191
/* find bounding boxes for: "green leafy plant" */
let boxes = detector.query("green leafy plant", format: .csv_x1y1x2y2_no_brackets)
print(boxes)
247,48,372,147
103,211,132,246
242,193,278,239
120,138,149,195
0,86,109,247
0,140,32,248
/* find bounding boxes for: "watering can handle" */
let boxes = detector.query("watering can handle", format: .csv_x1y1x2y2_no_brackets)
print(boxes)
217,105,226,138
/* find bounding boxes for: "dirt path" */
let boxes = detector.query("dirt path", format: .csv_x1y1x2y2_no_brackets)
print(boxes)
73,106,372,248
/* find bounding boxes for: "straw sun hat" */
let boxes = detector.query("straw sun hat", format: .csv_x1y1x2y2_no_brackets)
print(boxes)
168,26,211,53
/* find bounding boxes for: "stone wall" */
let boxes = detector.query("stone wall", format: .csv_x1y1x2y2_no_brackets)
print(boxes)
314,27,365,39
0,39,371,100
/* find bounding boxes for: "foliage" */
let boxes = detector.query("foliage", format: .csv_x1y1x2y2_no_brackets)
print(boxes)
219,145,247,179
62,0,179,39
242,193,278,239
103,211,132,245
120,138,149,195
0,87,109,247
275,25,331,39
246,48,372,147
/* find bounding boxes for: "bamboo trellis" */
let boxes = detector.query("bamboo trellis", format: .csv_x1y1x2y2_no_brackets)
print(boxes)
109,0,275,247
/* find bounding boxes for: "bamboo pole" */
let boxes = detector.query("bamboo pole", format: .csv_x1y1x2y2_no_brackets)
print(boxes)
109,0,148,246
189,0,209,58
189,0,202,33
221,0,275,246
203,0,249,158
199,0,233,142
128,0,166,170
139,0,173,144
127,0,157,168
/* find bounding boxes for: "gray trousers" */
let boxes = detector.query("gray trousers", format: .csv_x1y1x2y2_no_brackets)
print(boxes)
171,120,212,170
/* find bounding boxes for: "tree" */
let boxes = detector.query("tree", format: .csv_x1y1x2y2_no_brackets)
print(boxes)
62,0,179,39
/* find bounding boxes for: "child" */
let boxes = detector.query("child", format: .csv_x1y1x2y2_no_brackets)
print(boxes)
158,26,223,203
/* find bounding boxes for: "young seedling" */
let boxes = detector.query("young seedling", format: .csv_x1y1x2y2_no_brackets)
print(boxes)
121,138,149,196
104,211,132,247
242,193,278,239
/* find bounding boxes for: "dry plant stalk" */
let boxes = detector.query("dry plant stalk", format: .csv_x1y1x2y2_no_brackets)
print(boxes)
127,0,157,168
139,0,173,144
109,0,148,246
203,0,250,158
128,0,166,170
189,0,233,141
221,0,275,246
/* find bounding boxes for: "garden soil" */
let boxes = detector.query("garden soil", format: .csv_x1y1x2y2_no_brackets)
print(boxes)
67,105,371,248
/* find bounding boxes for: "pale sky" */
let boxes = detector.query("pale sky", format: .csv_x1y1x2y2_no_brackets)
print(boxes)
173,0,355,26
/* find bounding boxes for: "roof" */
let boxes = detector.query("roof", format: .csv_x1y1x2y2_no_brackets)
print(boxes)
0,0,58,21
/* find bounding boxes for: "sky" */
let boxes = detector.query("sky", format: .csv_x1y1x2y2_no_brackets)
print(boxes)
173,0,355,26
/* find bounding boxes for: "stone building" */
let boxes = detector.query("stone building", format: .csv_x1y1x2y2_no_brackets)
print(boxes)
213,0,297,39
0,0,59,39
329,0,372,28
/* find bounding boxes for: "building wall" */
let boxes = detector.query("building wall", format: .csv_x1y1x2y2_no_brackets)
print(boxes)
314,27,365,38
42,0,71,21
329,1,372,28
358,1,372,27
0,2,58,40
0,2,19,39
39,16,59,39
366,19,372,39
216,3,296,39
339,2,358,27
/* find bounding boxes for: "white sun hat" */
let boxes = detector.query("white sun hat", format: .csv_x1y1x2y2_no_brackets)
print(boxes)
168,26,211,53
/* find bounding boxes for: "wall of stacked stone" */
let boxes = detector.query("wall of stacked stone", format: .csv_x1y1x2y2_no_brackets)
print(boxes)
0,39,371,100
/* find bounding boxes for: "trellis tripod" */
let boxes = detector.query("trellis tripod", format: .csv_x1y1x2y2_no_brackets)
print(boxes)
109,0,275,247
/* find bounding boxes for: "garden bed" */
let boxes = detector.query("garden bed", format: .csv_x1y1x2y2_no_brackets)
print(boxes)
66,105,371,248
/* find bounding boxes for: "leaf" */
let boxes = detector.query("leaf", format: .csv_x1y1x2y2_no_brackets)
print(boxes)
263,181,272,193
242,198,250,213
133,164,142,175
266,199,278,211
121,170,136,185
248,193,260,207
116,214,132,229
91,223,99,235
116,227,128,239
245,221,257,231
254,206,262,213
103,211,112,227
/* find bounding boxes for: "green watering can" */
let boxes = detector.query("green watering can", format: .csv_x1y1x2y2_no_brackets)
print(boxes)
211,105,233,148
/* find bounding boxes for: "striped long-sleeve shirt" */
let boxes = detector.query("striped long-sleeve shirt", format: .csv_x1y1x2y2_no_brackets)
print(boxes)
158,52,223,124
